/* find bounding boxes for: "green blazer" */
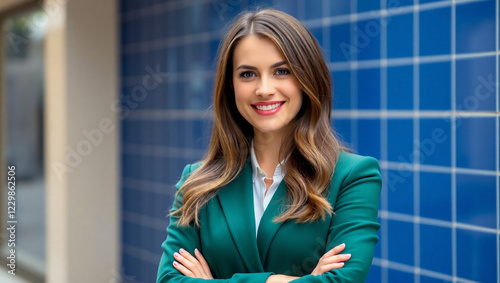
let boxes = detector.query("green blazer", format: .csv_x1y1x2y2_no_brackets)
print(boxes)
157,152,381,282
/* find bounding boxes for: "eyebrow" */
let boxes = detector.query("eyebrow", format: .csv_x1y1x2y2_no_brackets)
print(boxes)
235,61,287,71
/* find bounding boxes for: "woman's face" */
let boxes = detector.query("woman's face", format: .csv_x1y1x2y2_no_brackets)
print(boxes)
232,35,303,138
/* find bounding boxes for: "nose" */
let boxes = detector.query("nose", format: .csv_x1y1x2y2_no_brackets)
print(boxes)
255,77,275,97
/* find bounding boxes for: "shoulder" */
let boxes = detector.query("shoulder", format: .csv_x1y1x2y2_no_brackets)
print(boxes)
331,151,382,190
175,162,203,189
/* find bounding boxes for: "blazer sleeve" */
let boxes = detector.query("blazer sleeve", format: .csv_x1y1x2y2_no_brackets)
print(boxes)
290,156,382,283
156,164,274,283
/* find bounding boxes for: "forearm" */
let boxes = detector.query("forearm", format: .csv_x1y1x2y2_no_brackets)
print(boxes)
266,275,299,283
158,271,274,283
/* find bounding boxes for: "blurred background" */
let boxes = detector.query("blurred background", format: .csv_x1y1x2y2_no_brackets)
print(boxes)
0,0,498,282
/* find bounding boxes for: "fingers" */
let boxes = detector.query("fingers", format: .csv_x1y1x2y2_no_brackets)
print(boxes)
317,262,346,273
322,243,346,258
321,253,351,265
311,244,351,275
194,249,213,278
173,248,206,278
173,260,194,277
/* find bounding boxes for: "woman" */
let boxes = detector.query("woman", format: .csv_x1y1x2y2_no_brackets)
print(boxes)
157,9,381,283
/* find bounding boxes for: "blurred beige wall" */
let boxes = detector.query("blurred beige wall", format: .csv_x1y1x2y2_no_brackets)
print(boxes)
44,0,120,282
1,0,120,282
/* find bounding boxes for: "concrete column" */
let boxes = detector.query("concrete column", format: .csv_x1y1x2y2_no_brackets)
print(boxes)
44,0,119,282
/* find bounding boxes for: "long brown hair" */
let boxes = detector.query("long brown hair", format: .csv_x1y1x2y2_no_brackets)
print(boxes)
172,8,344,227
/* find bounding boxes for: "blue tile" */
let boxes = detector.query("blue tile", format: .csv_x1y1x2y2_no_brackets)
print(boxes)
272,0,299,17
456,228,497,282
357,68,380,109
332,119,352,146
420,0,451,3
144,261,162,283
365,265,381,283
456,117,496,171
420,172,451,221
387,170,413,214
456,0,496,54
387,65,413,110
420,276,452,283
308,26,324,48
419,7,451,56
456,174,496,229
420,225,452,275
332,70,351,109
357,0,380,12
374,228,382,259
388,220,414,266
455,56,496,112
302,0,323,19
330,0,350,16
355,19,381,60
357,119,381,159
388,0,414,8
209,0,244,30
121,253,145,283
420,61,451,110
330,23,351,61
387,13,413,59
387,119,413,163
419,118,451,167
388,269,414,282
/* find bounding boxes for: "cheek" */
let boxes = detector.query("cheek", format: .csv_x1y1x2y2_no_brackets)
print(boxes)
233,83,249,116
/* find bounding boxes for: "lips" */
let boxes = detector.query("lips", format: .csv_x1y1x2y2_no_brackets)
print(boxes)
251,101,285,116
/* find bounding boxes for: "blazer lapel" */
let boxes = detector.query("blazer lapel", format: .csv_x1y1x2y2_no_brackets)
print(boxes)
216,163,264,272
256,180,288,265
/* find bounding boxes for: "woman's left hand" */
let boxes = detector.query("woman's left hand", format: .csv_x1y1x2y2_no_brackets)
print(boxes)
173,248,214,279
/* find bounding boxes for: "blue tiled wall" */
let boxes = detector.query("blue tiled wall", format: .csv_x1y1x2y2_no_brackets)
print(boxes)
120,0,500,282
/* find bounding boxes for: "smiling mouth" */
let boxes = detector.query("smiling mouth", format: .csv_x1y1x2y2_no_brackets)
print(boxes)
252,102,285,111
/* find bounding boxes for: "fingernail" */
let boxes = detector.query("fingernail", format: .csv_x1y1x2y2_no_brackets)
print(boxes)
173,261,178,266
195,248,200,255
338,243,345,247
174,252,180,258
179,248,186,254
344,254,351,258
339,262,344,266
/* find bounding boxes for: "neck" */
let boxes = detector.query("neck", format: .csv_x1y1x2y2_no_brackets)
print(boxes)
253,131,284,176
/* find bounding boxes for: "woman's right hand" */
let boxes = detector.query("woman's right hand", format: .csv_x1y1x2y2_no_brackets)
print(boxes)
311,243,351,275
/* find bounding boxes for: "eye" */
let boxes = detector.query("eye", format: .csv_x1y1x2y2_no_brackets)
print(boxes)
275,68,291,76
239,71,255,79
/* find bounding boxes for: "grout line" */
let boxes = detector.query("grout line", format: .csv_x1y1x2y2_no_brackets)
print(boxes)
121,5,500,55
451,0,458,281
126,109,213,120
327,51,498,72
122,144,206,159
380,0,388,282
371,258,482,283
413,2,421,281
380,160,499,177
379,210,499,234
350,1,358,153
298,0,481,28
332,109,499,119
496,0,500,282
123,244,162,265
122,211,168,231
323,0,331,63
121,0,209,22
122,177,175,195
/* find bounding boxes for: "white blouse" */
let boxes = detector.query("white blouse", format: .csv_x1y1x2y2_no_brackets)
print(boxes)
249,141,285,237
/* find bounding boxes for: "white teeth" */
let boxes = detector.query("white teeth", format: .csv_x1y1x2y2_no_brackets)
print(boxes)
255,103,283,111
